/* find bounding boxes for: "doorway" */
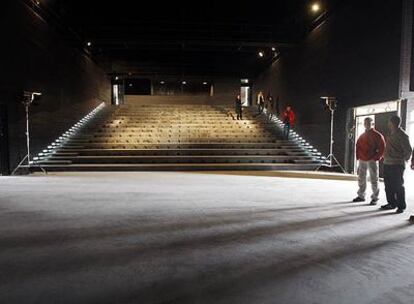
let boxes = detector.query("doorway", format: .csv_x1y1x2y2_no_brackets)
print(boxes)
346,100,402,176
112,78,125,106
353,112,397,176
241,79,252,107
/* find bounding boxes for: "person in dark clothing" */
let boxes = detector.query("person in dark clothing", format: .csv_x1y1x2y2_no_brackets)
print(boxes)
257,92,265,114
380,116,412,214
235,94,243,120
267,94,274,119
282,106,295,140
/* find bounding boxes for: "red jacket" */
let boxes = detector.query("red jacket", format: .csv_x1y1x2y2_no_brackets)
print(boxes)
356,129,386,161
282,110,295,125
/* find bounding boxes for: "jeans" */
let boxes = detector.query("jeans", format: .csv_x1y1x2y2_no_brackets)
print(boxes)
283,122,291,140
383,164,406,210
357,160,379,200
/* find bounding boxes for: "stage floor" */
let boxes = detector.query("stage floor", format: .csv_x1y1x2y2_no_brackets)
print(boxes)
1,172,414,304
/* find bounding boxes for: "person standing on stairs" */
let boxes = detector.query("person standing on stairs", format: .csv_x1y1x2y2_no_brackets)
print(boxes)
267,93,274,119
257,92,265,114
282,106,295,140
380,116,412,214
235,94,243,120
352,117,386,205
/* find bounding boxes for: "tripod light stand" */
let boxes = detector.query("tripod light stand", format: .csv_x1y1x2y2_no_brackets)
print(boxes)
316,97,346,173
12,91,46,175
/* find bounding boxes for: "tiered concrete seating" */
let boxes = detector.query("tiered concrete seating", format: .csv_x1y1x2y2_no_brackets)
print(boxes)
36,103,323,171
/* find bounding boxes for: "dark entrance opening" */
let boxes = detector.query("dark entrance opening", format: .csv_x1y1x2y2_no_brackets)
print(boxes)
241,79,252,107
125,79,152,95
345,100,402,177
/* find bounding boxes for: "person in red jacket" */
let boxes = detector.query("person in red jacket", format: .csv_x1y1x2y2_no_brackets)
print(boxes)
282,106,295,140
353,117,386,205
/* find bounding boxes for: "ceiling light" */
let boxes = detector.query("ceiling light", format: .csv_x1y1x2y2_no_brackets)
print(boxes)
258,51,264,58
160,81,165,84
203,82,208,85
182,81,187,85
271,47,276,52
311,3,321,13
86,41,92,47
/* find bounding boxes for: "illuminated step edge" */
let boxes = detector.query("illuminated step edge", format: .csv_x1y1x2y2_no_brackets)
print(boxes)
263,109,327,164
32,103,106,163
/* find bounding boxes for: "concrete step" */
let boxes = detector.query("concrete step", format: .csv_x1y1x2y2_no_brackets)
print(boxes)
34,103,324,172
79,133,273,137
64,141,287,145
41,155,318,165
67,138,279,143
29,163,322,172
52,148,309,157
58,143,302,149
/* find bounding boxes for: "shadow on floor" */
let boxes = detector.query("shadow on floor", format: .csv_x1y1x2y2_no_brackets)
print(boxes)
0,207,402,285
112,223,414,304
0,201,365,250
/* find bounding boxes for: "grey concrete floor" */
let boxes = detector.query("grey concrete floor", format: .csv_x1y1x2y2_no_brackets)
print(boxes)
0,171,414,304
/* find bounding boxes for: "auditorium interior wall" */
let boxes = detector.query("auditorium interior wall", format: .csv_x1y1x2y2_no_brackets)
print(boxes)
0,1,111,172
253,0,403,167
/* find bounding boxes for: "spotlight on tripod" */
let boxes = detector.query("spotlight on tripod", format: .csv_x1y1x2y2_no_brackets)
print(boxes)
12,91,46,175
24,91,42,106
316,96,346,173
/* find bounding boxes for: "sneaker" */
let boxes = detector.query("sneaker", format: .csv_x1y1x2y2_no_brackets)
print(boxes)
380,204,397,210
353,197,365,203
396,209,405,214
369,199,378,206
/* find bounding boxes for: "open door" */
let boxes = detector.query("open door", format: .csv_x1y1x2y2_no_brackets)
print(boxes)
346,100,401,177
241,79,252,107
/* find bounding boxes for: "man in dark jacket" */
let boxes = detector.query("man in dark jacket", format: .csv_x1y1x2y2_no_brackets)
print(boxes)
353,117,385,205
257,92,265,114
235,94,242,120
267,94,274,119
380,116,412,214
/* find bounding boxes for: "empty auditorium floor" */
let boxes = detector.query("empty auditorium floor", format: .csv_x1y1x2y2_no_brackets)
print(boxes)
1,172,414,304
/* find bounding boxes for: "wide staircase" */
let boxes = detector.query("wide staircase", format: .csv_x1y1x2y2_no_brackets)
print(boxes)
34,103,324,171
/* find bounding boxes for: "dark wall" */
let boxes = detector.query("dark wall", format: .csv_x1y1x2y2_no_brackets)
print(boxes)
152,81,211,96
125,79,152,95
0,1,110,171
254,0,403,165
118,76,239,102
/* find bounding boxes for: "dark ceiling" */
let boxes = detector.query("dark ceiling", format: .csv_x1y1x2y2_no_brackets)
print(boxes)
39,0,337,78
